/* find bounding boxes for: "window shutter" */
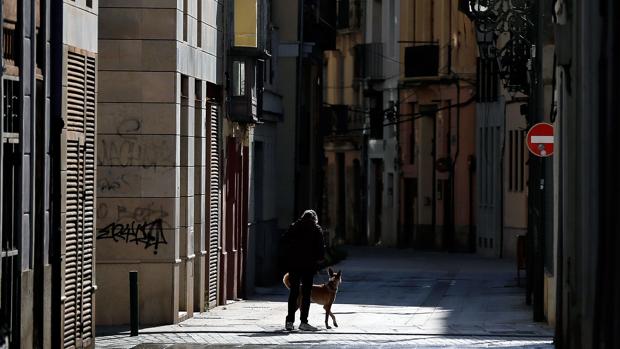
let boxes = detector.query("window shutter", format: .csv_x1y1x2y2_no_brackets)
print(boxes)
62,50,96,349
207,104,220,308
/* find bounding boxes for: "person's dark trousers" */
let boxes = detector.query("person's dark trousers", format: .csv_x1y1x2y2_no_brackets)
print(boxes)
286,270,314,323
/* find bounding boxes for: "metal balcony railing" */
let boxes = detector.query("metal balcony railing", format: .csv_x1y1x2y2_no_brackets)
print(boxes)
3,24,17,64
323,105,365,137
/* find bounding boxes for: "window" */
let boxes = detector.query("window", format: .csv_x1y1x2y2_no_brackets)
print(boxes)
253,142,264,219
232,61,246,96
404,45,439,77
183,0,189,42
197,0,203,48
410,118,416,164
372,0,382,42
437,180,448,201
181,75,189,103
337,0,350,29
477,58,499,102
388,0,395,56
387,173,394,207
508,129,525,192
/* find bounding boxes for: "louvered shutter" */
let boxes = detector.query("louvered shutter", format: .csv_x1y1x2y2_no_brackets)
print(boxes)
207,104,220,308
61,50,96,349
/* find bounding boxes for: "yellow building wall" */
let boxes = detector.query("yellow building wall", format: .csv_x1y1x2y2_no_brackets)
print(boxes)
234,0,257,47
399,0,477,77
323,32,362,107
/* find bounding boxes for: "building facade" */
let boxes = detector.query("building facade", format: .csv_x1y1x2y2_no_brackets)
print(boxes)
221,0,270,303
96,0,224,325
398,1,477,251
323,0,401,247
553,0,620,346
0,0,98,347
250,0,283,287
269,0,333,230
462,0,553,326
323,0,365,245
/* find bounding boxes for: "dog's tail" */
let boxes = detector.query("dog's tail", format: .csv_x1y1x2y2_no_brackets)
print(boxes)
282,273,291,289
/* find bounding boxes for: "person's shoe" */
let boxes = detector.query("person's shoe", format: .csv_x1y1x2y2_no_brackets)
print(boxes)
298,322,318,331
285,321,294,331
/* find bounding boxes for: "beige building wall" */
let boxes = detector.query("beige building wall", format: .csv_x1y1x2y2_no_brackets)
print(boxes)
398,0,477,249
324,31,363,108
399,0,476,79
96,0,223,326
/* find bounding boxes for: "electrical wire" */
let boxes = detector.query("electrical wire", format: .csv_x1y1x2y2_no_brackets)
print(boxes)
323,76,476,116
325,94,477,135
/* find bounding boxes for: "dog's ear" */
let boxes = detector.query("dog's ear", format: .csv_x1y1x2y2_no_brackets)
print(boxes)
336,270,342,277
328,267,334,276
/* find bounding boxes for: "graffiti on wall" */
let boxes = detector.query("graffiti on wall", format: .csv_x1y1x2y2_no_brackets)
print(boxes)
98,173,138,193
98,136,173,168
97,202,172,254
97,219,167,254
96,117,175,254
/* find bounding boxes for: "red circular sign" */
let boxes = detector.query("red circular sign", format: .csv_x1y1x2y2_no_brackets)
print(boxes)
526,122,554,157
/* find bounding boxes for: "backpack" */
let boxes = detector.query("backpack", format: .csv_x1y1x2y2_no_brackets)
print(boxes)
278,223,297,270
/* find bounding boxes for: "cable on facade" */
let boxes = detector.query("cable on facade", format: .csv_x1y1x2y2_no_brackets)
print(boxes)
326,94,477,135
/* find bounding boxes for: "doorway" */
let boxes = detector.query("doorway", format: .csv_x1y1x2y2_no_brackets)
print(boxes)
372,159,384,244
401,178,417,248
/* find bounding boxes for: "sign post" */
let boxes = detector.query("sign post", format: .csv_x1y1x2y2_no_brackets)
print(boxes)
526,122,554,157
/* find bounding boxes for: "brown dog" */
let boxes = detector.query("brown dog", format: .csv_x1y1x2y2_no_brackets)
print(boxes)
283,268,342,329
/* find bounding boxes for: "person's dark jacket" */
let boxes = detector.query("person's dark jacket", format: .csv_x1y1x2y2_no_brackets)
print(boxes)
280,217,325,272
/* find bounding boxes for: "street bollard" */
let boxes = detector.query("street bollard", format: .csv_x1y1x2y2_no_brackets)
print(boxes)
129,271,139,336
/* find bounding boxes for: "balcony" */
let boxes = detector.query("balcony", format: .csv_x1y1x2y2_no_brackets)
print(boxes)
3,22,17,66
230,0,269,58
322,105,365,138
404,45,440,78
228,58,259,123
354,43,384,80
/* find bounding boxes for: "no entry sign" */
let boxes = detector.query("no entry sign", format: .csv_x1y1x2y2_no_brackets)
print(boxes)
526,122,554,157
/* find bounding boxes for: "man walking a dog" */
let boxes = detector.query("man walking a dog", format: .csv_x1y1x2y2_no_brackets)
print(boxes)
281,209,325,331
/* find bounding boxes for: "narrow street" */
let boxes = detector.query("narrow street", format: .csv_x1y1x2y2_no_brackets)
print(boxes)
96,247,553,348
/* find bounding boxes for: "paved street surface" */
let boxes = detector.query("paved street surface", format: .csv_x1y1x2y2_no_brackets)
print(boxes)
96,247,554,348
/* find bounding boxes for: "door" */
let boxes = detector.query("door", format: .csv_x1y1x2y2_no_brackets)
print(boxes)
372,159,383,244
401,178,416,247
476,100,504,257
